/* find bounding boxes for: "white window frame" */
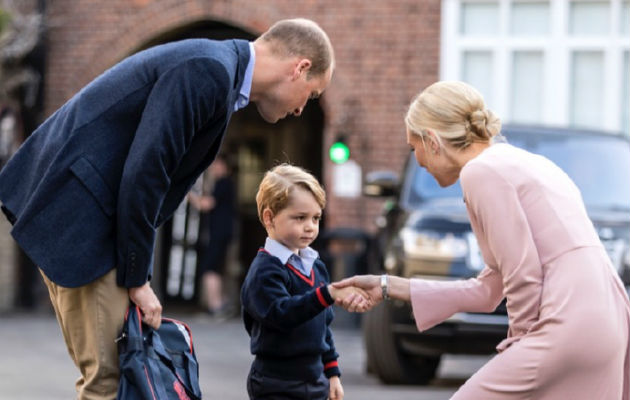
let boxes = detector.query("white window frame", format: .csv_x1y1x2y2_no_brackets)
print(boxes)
441,0,630,134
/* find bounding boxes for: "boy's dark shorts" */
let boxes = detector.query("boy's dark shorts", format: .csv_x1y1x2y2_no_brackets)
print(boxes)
247,366,328,400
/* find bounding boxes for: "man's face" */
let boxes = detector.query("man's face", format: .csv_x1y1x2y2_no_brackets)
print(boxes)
255,64,332,123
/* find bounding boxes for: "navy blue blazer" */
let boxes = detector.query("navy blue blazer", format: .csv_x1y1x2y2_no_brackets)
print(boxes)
0,39,250,288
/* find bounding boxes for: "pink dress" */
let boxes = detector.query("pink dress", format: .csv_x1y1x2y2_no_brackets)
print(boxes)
410,143,630,399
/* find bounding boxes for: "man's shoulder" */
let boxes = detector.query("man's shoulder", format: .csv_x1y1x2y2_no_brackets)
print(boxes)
177,38,247,64
136,39,243,73
148,38,238,56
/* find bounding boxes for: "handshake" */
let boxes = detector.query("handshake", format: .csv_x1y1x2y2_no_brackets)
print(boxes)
326,275,389,313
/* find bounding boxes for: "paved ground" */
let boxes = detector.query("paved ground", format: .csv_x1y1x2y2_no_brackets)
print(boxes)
0,310,491,399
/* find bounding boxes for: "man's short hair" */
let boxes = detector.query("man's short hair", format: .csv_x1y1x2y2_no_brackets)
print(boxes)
258,18,334,77
256,163,326,225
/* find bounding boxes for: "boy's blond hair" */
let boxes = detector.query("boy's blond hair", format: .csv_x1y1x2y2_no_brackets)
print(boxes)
256,164,326,225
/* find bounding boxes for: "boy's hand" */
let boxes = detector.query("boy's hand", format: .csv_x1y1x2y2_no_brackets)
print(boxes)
329,375,344,400
327,285,371,312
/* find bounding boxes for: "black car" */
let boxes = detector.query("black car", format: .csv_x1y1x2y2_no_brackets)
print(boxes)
362,125,630,384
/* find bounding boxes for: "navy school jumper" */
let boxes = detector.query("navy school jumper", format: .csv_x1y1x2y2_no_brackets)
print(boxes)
241,249,341,382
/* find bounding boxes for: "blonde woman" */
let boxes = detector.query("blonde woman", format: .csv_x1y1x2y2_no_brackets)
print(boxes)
335,81,630,399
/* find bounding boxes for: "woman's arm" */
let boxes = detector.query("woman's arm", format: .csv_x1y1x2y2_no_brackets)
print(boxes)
333,269,503,332
388,275,411,302
332,274,410,306
409,266,503,331
461,161,543,337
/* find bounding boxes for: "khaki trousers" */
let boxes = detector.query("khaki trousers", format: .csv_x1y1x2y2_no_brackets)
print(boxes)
40,268,128,400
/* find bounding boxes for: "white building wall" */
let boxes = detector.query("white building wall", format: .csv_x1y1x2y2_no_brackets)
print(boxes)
442,0,630,135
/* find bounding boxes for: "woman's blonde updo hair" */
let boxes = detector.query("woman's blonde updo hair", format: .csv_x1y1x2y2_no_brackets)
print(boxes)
405,81,502,150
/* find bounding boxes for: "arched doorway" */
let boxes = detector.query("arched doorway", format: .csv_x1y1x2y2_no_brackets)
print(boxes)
134,20,325,308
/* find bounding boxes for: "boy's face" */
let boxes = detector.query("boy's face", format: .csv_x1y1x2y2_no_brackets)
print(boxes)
264,187,322,253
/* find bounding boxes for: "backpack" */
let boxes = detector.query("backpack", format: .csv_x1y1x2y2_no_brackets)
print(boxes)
116,305,202,400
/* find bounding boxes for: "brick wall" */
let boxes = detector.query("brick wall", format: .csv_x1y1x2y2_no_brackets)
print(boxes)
43,0,441,232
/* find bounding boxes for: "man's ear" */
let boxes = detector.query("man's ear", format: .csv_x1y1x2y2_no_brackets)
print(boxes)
292,59,312,80
262,208,274,228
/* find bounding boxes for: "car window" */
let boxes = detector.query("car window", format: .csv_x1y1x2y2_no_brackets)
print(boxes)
511,134,630,211
406,131,630,212
408,167,463,204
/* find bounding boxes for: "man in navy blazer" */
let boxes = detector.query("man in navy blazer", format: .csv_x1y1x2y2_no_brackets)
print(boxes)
0,18,333,399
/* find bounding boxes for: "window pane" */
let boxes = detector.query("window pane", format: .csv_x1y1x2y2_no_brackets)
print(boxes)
460,2,499,35
511,2,549,36
622,1,630,35
511,51,544,123
571,51,604,128
462,51,494,107
569,1,610,36
623,52,629,136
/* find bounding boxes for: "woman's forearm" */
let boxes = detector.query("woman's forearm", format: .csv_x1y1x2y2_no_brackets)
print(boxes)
388,275,411,302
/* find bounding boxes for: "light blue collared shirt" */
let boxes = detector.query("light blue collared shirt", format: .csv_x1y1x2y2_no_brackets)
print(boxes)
264,237,319,276
234,42,255,111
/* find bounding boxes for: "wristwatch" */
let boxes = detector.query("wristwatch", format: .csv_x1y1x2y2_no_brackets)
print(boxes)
380,274,390,300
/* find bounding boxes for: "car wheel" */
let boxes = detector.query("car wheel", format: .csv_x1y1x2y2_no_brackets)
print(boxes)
363,301,440,384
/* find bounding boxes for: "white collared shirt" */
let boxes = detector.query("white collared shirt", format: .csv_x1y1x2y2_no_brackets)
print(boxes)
234,42,255,111
264,237,319,276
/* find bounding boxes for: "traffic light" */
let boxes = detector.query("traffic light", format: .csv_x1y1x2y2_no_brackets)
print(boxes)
329,136,350,164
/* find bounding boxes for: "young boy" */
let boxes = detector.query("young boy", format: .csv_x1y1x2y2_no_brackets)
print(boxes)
241,164,369,400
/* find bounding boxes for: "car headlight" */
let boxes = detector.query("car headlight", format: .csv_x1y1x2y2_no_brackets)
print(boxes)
400,227,468,259
399,228,485,271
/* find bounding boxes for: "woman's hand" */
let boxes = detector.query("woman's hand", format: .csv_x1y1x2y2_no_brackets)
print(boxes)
333,274,412,308
332,275,382,311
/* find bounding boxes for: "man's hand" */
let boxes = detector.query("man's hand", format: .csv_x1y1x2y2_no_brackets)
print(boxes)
128,282,162,329
329,376,344,400
332,275,382,311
